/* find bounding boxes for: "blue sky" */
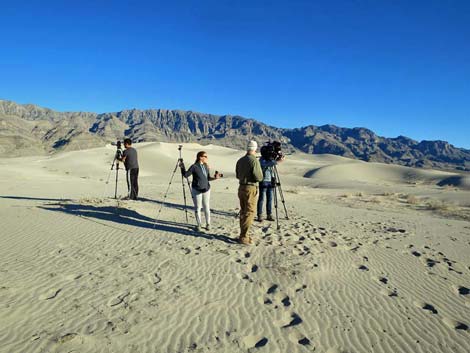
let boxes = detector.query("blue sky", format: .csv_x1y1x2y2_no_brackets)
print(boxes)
1,0,469,148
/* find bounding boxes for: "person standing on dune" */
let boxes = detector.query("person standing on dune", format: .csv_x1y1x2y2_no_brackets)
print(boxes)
118,138,139,200
236,140,263,245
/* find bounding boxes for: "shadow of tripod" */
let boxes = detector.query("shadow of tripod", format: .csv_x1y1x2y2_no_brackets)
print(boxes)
154,145,193,226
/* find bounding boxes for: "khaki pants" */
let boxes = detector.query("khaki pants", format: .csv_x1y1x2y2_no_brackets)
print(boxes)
238,185,258,239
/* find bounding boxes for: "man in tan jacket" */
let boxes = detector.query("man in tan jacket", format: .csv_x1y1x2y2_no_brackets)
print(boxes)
236,140,263,245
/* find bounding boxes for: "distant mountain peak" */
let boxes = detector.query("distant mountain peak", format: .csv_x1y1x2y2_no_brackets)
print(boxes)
0,99,468,171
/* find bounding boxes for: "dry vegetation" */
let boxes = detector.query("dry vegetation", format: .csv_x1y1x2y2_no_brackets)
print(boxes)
335,191,470,222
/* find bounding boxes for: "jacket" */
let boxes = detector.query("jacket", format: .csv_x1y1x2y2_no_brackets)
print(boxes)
184,163,210,192
236,154,263,185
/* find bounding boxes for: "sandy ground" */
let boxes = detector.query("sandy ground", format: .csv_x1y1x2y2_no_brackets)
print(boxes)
1,142,469,353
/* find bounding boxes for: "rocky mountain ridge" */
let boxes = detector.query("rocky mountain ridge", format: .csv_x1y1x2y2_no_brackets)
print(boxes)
1,99,469,171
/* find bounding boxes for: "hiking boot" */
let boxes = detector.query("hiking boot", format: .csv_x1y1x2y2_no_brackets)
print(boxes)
266,215,275,221
238,237,252,245
256,215,263,222
206,224,211,231
195,225,202,232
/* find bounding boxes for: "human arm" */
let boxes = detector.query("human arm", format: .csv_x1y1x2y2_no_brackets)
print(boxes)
253,158,263,182
179,161,193,178
118,149,127,162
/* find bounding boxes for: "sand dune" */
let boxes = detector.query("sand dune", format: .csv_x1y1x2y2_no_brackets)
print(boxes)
1,143,469,353
303,160,461,188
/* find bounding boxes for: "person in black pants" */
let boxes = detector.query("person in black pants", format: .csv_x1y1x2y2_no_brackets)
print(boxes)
119,138,139,200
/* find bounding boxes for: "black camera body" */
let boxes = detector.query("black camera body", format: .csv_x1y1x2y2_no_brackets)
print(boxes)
115,140,123,159
260,141,283,161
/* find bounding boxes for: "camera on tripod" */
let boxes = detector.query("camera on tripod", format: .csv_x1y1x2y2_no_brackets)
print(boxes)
260,141,284,161
115,140,123,160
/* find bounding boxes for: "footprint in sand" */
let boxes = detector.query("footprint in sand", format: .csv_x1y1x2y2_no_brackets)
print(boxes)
236,273,253,282
442,317,469,331
242,335,269,349
275,312,303,328
147,273,162,288
108,290,130,307
266,284,279,295
456,286,469,295
55,333,78,344
281,296,291,307
378,277,388,284
64,274,83,281
425,258,440,268
288,331,313,348
295,284,308,293
39,288,62,300
380,288,398,298
414,301,438,314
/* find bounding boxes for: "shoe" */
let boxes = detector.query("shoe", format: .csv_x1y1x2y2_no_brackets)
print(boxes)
256,215,263,222
195,225,202,232
238,237,252,245
206,224,211,231
266,215,275,221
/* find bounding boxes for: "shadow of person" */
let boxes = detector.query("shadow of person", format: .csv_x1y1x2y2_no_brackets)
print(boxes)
39,202,237,244
0,195,72,202
140,197,239,218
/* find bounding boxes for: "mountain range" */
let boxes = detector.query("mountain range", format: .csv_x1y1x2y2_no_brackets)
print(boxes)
1,99,469,172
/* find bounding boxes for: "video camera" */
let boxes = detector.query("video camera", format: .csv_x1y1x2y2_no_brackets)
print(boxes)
260,141,284,161
115,140,123,160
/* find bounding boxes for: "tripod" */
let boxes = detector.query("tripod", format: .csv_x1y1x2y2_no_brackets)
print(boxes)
104,148,123,199
271,165,289,230
154,145,193,225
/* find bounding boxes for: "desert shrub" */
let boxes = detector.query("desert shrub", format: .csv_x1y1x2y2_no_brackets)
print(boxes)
406,194,419,205
426,200,451,211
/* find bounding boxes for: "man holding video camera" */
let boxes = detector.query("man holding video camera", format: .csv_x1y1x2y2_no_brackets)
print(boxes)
118,138,139,200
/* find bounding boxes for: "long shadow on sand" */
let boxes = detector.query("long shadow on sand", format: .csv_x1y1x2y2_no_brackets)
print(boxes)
1,195,73,202
38,203,237,244
140,197,238,218
1,195,239,219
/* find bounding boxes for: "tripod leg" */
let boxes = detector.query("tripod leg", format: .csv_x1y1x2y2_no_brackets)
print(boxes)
185,177,194,224
181,173,189,223
273,185,280,230
114,164,119,199
103,160,115,199
153,160,180,226
274,166,289,219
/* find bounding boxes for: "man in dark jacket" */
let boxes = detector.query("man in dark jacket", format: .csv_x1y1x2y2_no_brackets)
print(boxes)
119,138,139,200
236,140,263,245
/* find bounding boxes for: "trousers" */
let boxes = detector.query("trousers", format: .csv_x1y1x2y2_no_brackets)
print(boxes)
257,183,274,216
191,188,211,226
126,168,139,200
238,185,258,239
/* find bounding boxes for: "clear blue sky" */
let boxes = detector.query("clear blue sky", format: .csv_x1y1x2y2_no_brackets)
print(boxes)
1,0,469,148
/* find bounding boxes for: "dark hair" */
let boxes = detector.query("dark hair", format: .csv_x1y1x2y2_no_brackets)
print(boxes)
195,151,207,164
124,138,132,146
